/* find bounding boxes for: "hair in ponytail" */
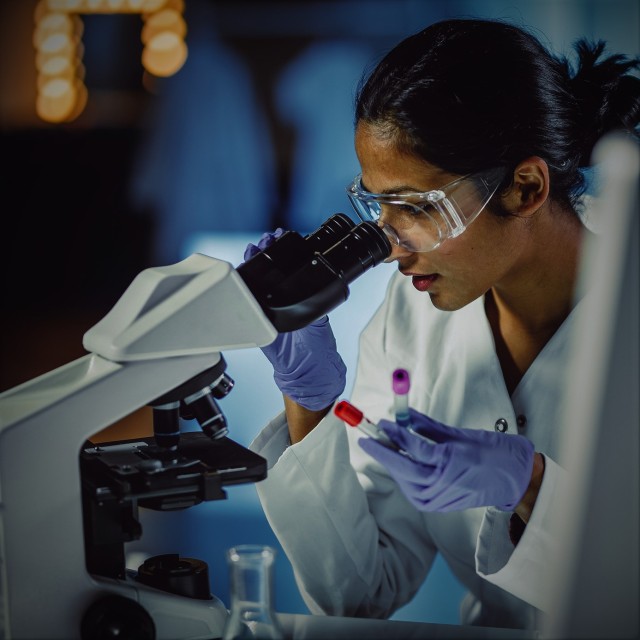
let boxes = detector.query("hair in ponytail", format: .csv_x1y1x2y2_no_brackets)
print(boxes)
566,39,640,165
355,18,640,212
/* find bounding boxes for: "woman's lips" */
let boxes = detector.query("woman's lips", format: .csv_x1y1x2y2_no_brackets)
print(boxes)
410,274,438,292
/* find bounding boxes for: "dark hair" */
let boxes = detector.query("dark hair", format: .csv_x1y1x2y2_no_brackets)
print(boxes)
355,18,640,211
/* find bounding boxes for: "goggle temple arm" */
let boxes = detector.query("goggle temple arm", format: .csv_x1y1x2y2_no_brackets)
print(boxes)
429,196,467,238
433,170,506,238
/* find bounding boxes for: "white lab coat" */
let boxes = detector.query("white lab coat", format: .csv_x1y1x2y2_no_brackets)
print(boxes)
250,270,577,630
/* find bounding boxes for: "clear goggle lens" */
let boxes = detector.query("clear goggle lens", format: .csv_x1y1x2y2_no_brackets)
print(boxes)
346,168,506,252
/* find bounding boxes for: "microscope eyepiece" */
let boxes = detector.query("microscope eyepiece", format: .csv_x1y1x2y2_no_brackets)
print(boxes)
303,213,356,254
318,220,391,282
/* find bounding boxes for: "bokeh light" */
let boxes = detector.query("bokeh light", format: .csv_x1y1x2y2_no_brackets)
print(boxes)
33,0,186,123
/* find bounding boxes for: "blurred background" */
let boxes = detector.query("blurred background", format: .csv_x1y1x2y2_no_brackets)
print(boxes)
1,0,638,624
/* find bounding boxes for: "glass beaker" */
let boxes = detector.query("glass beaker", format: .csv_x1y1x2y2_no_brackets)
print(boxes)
222,545,285,640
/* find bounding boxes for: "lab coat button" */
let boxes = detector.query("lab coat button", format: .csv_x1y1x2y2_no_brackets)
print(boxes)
494,418,508,433
516,415,527,430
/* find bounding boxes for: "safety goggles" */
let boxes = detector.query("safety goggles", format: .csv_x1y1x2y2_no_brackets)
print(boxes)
346,167,507,252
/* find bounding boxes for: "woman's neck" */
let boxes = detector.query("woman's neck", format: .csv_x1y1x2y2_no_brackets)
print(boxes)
491,203,587,334
486,204,588,393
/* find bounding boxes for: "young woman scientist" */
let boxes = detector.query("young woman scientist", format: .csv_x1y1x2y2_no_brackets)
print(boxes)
244,18,640,630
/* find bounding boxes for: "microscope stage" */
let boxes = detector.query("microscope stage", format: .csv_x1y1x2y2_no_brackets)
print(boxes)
81,433,267,510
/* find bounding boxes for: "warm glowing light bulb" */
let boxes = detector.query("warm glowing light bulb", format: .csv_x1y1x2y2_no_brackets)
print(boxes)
37,57,78,91
47,0,83,11
142,31,187,77
34,0,187,123
63,79,88,121
40,55,74,76
141,9,186,44
38,31,74,56
164,0,183,10
85,0,106,11
140,0,169,11
124,0,146,10
37,12,74,32
33,15,74,49
142,0,182,21
36,77,77,122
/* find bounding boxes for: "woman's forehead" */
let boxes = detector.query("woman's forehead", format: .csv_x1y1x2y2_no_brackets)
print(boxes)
355,124,457,193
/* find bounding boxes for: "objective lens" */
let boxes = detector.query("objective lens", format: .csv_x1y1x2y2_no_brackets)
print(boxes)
211,372,234,399
152,402,181,450
183,391,229,440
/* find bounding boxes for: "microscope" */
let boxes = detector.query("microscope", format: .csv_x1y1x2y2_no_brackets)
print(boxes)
0,214,390,640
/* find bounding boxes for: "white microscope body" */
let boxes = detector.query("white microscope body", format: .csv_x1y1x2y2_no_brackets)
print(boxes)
0,214,391,639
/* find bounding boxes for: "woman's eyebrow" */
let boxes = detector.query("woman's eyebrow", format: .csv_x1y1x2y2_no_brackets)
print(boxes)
361,179,423,195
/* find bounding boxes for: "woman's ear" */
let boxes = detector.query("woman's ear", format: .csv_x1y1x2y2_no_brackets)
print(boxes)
502,157,550,216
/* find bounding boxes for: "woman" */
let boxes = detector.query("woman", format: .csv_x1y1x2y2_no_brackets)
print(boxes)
246,18,640,630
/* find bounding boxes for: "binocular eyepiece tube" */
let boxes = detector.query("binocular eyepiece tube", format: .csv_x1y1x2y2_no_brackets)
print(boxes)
237,213,391,332
314,215,391,282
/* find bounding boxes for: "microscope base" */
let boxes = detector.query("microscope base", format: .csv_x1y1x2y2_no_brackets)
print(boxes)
86,574,229,640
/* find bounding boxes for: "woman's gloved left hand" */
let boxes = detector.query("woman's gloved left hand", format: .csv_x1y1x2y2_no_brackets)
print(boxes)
243,230,346,412
358,408,535,512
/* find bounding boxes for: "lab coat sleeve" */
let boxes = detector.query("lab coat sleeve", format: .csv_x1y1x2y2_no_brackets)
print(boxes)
249,277,438,618
251,410,437,618
475,455,567,611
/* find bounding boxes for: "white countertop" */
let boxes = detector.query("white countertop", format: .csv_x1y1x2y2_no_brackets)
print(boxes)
277,613,537,639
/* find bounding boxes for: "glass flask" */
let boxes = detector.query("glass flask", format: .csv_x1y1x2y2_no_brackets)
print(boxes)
222,545,285,640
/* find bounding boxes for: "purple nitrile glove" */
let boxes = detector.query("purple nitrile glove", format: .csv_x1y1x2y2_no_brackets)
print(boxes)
243,227,286,259
358,408,535,512
243,230,346,411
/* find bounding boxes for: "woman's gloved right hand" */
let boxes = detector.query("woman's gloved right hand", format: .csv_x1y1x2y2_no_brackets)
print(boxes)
243,230,346,411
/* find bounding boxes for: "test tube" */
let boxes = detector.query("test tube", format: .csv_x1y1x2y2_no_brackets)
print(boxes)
392,368,411,428
334,401,399,447
334,400,392,445
334,400,416,460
